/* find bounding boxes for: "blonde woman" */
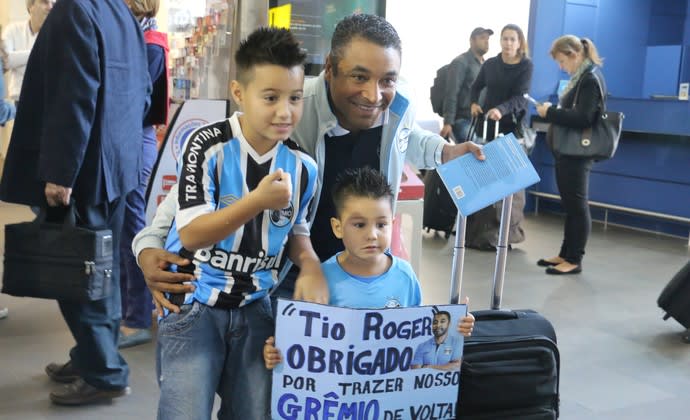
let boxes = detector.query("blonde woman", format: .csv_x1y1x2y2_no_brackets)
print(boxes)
535,35,606,275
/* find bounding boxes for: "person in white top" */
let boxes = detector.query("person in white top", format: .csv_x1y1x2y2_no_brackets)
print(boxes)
2,0,55,102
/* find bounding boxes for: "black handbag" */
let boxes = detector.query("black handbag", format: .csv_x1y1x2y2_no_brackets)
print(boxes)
547,68,624,160
2,205,113,302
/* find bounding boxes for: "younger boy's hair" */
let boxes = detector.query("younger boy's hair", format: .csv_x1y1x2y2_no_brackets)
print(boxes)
332,167,394,217
234,27,307,84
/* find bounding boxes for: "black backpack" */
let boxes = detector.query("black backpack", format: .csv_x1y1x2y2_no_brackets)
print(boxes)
430,63,450,117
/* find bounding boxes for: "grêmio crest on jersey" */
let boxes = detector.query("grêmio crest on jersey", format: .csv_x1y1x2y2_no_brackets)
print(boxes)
270,204,294,227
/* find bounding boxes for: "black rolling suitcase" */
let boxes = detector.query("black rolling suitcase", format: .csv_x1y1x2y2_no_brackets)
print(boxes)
423,169,457,237
422,119,480,237
448,192,560,418
457,309,559,419
657,260,690,343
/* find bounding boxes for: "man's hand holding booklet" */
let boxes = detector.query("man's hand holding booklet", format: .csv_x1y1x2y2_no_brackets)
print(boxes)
436,133,540,217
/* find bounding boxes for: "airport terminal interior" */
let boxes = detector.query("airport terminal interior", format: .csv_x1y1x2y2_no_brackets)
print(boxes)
2,0,690,419
1,203,690,419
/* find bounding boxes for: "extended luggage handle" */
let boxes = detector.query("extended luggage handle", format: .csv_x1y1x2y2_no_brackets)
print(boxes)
449,117,487,304
466,115,500,145
483,114,510,309
449,115,508,308
465,117,479,143
481,115,501,142
491,194,512,310
449,215,466,304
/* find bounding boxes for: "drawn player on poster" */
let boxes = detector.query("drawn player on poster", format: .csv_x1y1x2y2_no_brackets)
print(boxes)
411,307,463,371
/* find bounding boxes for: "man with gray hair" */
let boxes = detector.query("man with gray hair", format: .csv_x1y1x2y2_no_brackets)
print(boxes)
2,0,55,105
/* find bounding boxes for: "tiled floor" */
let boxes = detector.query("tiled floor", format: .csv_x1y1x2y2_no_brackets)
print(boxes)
1,201,689,419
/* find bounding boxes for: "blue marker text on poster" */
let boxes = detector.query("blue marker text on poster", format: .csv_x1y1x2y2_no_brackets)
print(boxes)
271,300,466,420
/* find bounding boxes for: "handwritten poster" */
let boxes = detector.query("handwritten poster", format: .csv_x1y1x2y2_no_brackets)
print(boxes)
271,299,466,420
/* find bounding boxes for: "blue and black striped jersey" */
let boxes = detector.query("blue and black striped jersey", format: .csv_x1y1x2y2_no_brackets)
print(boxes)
164,113,318,308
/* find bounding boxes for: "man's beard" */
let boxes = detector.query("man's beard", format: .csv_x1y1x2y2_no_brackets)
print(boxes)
433,328,447,338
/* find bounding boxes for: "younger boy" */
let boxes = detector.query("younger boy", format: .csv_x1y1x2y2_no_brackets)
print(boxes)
157,28,320,420
264,167,474,368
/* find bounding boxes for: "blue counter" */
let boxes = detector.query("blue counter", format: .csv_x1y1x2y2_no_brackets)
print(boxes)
528,101,690,238
607,97,690,136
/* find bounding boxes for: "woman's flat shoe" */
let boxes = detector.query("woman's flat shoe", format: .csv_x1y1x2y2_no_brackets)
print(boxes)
546,265,582,275
537,259,560,267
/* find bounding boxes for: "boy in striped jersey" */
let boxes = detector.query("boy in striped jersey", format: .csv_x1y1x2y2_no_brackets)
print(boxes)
156,28,320,420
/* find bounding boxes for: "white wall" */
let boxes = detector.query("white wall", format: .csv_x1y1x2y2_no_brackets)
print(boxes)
0,1,28,31
386,0,531,125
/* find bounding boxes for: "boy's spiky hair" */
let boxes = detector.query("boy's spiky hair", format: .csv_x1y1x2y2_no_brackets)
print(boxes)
234,27,306,83
331,167,394,217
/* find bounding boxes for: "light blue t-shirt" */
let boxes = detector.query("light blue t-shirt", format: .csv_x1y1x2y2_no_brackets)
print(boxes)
322,252,422,309
411,334,463,366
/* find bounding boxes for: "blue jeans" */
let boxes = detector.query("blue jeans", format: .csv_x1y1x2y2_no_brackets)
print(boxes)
54,198,129,390
452,118,477,143
120,125,158,328
156,297,274,420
